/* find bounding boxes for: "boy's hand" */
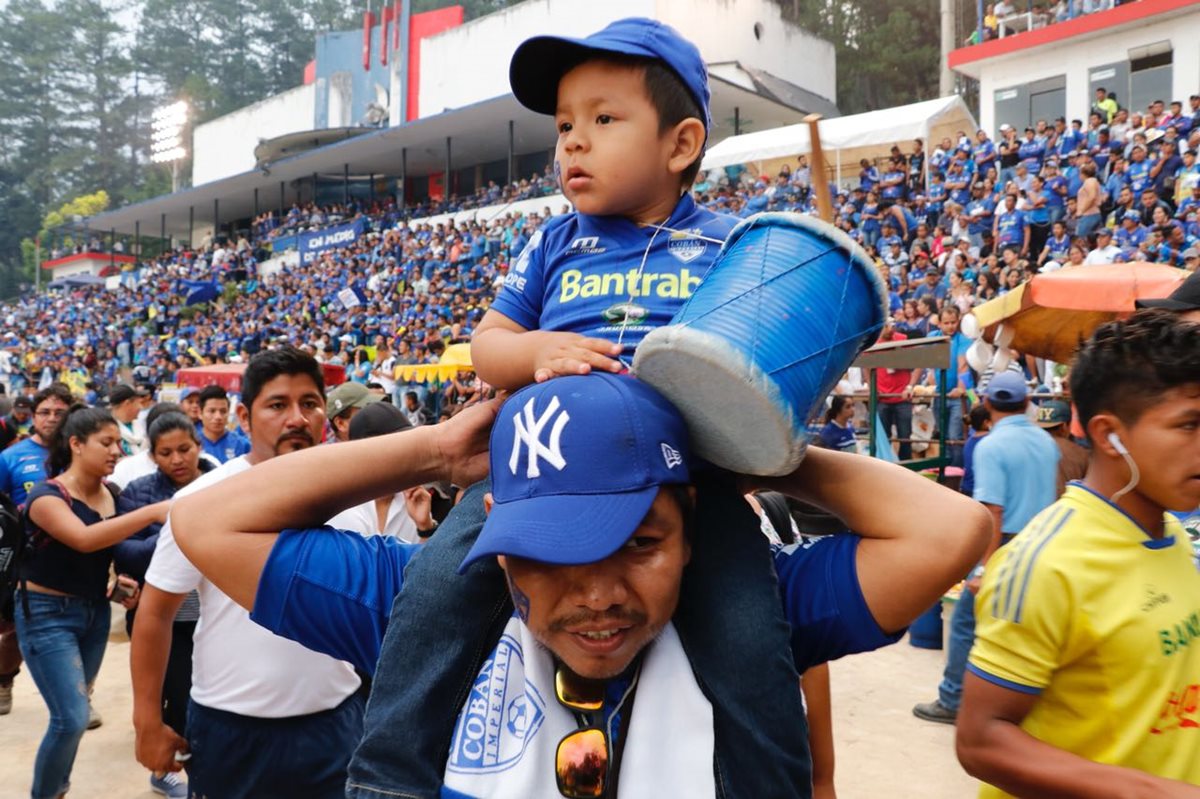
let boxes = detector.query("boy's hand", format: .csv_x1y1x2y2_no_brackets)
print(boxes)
533,333,624,383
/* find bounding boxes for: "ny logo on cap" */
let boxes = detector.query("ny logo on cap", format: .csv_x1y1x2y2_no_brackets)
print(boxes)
509,395,570,478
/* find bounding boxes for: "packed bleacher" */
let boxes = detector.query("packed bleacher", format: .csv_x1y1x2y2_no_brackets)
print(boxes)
6,88,1199,419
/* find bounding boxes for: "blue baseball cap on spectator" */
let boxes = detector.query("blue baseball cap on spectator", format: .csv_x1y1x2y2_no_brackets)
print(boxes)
986,372,1027,406
509,17,711,132
460,373,692,572
1123,209,1142,222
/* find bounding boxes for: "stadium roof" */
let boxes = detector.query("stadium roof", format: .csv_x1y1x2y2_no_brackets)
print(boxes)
87,67,831,240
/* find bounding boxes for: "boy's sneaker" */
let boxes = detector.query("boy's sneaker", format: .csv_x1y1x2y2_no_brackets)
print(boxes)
912,699,958,725
86,702,102,730
150,771,188,799
0,682,11,715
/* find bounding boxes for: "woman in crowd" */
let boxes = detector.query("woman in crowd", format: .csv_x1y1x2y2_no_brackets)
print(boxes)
896,299,923,336
15,406,168,799
818,395,858,453
115,411,213,798
916,296,941,333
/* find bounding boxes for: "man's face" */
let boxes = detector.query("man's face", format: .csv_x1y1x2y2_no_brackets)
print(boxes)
497,488,692,680
553,61,685,218
11,405,30,424
331,407,358,441
32,396,68,442
236,374,326,458
201,398,229,436
1116,385,1200,512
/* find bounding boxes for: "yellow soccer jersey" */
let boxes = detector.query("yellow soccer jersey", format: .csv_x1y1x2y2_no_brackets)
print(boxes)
969,484,1200,798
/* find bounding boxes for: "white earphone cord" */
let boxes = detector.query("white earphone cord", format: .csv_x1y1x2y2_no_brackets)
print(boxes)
1111,448,1141,503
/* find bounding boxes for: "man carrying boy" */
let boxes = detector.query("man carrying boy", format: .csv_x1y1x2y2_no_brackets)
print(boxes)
168,374,990,797
346,18,870,799
956,311,1200,797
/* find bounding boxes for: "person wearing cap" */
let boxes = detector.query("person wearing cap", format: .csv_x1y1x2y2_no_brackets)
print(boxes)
914,371,1059,726
1115,208,1149,258
1083,227,1121,265
958,311,1200,797
1137,268,1200,323
178,387,202,427
1032,400,1087,497
325,402,436,543
402,18,828,795
0,394,33,450
171,373,989,797
327,381,384,442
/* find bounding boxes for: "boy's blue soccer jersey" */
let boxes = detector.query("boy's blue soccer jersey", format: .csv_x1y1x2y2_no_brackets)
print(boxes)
491,194,737,360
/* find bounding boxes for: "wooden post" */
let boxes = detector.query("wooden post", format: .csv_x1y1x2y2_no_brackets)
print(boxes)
804,113,834,223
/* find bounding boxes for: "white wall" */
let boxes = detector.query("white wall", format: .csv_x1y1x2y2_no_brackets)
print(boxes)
50,261,96,279
657,0,836,103
415,0,652,119
192,84,316,186
976,13,1200,134
413,0,834,119
413,192,572,228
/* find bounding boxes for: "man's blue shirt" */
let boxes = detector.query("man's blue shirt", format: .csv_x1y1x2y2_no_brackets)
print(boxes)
252,527,900,677
0,438,49,506
490,194,736,364
971,415,1059,533
200,429,251,464
996,210,1028,247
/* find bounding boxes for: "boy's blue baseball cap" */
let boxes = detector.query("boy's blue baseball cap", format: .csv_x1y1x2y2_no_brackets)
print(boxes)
460,373,692,572
509,17,711,131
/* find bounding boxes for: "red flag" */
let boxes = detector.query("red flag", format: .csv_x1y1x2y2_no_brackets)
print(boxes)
393,0,402,50
363,10,376,71
380,6,393,66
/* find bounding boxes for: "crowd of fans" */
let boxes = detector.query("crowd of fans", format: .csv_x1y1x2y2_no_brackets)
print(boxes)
8,86,1199,425
966,0,1138,45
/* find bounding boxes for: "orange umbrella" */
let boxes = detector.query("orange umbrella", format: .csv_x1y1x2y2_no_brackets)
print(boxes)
967,263,1187,363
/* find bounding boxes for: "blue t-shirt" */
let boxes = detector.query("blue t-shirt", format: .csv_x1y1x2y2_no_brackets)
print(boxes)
972,415,1060,533
996,210,1028,248
0,438,49,506
817,422,856,452
491,194,736,364
252,526,900,678
200,429,251,464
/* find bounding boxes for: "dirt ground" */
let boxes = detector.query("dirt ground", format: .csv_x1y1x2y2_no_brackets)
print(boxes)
0,617,979,798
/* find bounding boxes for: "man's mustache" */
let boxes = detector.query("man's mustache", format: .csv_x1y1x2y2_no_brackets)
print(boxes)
549,608,647,632
275,430,314,447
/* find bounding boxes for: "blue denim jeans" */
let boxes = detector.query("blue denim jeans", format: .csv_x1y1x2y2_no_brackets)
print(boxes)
1076,213,1103,240
348,476,810,799
14,591,110,799
935,395,965,468
938,586,975,711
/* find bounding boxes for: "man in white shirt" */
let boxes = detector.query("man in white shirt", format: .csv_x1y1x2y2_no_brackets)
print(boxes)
131,348,363,799
1084,228,1122,265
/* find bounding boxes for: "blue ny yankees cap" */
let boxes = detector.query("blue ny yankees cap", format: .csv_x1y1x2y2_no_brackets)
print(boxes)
460,373,691,572
509,17,712,132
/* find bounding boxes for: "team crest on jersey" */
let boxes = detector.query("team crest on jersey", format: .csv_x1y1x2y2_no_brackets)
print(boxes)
448,633,546,774
601,302,649,326
668,229,707,263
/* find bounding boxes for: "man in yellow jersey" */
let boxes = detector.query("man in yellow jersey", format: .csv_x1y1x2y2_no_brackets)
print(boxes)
957,310,1200,798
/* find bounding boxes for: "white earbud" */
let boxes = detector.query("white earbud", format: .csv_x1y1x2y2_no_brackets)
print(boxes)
1107,431,1140,502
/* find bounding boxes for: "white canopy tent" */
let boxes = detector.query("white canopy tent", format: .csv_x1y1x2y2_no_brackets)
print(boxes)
700,95,979,188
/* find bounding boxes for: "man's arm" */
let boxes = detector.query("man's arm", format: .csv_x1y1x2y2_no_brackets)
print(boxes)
957,673,1200,799
171,400,497,610
130,585,189,774
762,447,990,633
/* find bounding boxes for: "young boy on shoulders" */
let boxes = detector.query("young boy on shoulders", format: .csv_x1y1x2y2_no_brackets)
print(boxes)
355,18,816,799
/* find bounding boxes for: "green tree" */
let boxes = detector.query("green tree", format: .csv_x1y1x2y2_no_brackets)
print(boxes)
779,0,940,114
